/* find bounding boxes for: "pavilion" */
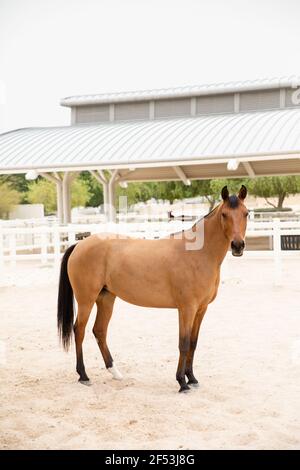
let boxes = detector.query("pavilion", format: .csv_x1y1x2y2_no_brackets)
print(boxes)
1,76,300,222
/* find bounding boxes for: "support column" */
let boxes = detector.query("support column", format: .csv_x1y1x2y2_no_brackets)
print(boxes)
108,169,119,222
98,170,109,208
102,181,109,216
56,180,63,224
62,173,74,224
40,172,63,224
89,170,109,221
103,182,108,207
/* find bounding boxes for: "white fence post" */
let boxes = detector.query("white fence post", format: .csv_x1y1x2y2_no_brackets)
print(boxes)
273,218,282,286
68,226,76,246
9,232,16,268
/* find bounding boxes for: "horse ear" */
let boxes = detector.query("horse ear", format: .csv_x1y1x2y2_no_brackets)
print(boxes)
238,185,247,200
221,186,229,201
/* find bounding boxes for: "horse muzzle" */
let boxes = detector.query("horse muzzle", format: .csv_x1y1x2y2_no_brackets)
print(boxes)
231,240,245,257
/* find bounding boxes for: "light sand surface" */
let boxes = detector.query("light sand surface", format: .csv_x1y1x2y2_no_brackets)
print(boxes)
0,257,299,450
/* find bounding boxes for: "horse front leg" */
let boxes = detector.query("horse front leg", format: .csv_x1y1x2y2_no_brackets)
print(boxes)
176,308,197,393
185,306,207,387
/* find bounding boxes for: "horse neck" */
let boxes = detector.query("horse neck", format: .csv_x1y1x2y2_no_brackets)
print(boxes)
190,205,230,266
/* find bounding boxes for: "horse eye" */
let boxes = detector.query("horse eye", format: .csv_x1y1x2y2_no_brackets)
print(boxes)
245,212,249,217
222,213,227,218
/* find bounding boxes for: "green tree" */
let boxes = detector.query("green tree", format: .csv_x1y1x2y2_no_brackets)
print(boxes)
71,178,91,208
58,174,300,214
27,179,57,214
79,171,103,207
115,179,250,210
0,174,29,195
0,182,21,219
185,180,217,210
149,181,185,204
182,179,249,210
27,176,91,215
209,178,250,205
248,176,300,209
0,174,29,203
117,182,155,207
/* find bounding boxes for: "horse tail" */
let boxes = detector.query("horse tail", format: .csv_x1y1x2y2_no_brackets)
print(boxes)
57,244,77,351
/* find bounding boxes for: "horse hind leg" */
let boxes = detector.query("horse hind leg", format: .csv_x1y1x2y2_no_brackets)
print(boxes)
93,290,123,380
74,301,94,385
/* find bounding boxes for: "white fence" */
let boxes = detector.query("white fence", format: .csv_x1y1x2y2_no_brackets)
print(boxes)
0,219,299,284
0,220,191,267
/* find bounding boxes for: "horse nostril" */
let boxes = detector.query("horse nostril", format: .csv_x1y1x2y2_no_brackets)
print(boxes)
231,240,245,250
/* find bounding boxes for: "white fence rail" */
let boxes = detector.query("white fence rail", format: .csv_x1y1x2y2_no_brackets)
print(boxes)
0,219,299,284
0,220,190,267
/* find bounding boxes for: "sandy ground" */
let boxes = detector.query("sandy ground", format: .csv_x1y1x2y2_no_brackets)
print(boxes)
0,257,300,450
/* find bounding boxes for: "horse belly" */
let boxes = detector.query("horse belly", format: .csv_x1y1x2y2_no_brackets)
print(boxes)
107,264,175,308
117,290,175,308
111,280,175,308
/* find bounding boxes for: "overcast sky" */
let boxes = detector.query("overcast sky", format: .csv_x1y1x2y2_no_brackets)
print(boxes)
0,0,299,133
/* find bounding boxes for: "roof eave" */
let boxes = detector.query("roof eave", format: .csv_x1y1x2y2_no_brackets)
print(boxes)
1,151,300,175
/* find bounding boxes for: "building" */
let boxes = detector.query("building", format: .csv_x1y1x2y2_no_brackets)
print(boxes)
1,76,300,222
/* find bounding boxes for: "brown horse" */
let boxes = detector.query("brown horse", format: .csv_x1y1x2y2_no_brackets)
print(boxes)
57,185,248,392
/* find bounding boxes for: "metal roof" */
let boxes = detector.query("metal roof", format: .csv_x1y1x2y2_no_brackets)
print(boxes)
0,109,300,177
61,76,300,107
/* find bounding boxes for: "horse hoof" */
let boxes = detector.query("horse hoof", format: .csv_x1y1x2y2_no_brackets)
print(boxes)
108,365,123,381
188,381,199,388
179,385,191,393
79,379,91,386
